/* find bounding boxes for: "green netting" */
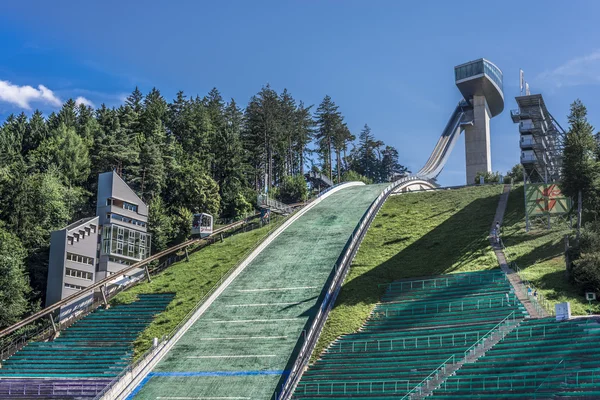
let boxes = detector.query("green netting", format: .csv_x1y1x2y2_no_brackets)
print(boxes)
133,184,388,399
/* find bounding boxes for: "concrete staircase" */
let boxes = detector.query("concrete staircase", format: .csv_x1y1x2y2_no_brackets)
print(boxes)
490,184,545,318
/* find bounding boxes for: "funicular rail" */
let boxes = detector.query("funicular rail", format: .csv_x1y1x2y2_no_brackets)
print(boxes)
0,215,259,342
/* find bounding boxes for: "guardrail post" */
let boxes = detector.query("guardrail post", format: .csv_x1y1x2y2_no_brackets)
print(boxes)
145,265,152,282
49,314,59,340
101,285,110,309
185,246,190,262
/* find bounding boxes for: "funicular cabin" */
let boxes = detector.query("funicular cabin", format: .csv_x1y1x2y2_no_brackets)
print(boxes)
192,213,213,237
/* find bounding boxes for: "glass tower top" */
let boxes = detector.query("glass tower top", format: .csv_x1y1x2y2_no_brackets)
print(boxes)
455,59,503,92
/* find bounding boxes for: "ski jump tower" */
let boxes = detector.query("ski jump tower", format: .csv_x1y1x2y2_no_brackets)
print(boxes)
454,59,504,184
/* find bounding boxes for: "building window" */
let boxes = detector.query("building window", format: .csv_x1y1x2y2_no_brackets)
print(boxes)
108,257,133,266
64,283,85,290
67,237,74,245
108,213,147,228
66,268,93,281
66,252,94,266
123,202,138,212
116,241,123,255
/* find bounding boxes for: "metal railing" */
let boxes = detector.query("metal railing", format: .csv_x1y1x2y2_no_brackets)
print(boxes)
295,379,411,395
257,194,293,214
372,295,520,319
498,238,555,317
533,359,565,398
379,273,507,292
331,331,481,353
401,355,456,399
0,381,105,397
511,262,555,317
443,371,563,392
462,311,517,361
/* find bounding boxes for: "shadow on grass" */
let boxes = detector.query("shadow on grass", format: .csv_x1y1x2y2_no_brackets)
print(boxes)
335,194,500,310
509,240,563,271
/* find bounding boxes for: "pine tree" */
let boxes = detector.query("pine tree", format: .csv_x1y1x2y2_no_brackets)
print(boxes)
561,99,600,225
293,102,315,176
315,95,342,181
23,110,48,155
243,85,281,193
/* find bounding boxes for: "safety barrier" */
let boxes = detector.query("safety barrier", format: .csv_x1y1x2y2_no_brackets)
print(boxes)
296,379,411,395
373,296,519,319
332,331,481,353
380,273,507,292
0,381,106,397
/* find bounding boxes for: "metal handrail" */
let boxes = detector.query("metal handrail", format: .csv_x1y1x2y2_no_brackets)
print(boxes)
534,359,565,398
401,355,456,399
379,272,506,291
296,379,411,395
333,330,480,353
462,311,516,360
499,239,554,317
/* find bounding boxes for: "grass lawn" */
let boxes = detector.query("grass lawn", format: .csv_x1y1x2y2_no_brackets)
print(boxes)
502,185,599,315
314,184,503,361
112,219,284,359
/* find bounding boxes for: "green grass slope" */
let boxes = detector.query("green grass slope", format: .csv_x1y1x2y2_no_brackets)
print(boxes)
502,185,599,315
112,220,282,358
314,185,502,360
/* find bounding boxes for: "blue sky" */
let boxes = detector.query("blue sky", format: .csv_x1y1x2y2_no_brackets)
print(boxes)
1,1,600,186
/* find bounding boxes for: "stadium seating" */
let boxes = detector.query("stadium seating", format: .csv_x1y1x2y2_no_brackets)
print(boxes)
430,317,600,399
0,293,174,399
293,270,527,398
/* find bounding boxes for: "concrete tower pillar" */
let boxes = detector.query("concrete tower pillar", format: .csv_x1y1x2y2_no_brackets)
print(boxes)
464,95,492,184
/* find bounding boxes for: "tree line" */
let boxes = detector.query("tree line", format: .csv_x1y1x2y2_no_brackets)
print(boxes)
560,100,600,295
0,85,406,326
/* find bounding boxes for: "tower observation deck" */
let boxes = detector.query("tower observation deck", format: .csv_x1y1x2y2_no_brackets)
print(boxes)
412,58,504,186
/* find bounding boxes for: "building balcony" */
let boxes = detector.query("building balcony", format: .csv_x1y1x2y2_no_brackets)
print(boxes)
521,153,536,164
519,120,535,133
520,137,534,149
511,109,524,123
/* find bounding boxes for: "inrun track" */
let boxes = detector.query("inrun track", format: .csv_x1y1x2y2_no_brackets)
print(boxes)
129,183,387,399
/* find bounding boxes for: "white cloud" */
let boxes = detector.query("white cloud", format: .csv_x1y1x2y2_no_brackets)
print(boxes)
537,50,600,88
0,80,62,109
75,96,95,108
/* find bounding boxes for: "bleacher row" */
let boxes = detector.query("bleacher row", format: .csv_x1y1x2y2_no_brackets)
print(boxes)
0,293,174,399
293,270,526,399
430,317,600,399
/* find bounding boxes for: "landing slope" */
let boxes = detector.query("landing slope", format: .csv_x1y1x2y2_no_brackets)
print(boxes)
132,183,387,400
315,185,503,359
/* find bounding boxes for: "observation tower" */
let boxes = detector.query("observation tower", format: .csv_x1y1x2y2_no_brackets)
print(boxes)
454,59,504,183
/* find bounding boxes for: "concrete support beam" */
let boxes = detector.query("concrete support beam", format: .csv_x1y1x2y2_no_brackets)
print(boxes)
464,95,492,184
